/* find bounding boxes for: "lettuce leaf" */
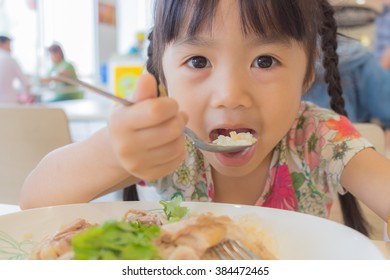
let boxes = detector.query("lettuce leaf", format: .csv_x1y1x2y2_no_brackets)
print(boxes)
71,197,188,259
159,195,189,222
71,220,161,260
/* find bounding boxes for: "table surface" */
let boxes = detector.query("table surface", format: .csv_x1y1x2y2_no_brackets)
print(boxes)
0,203,389,259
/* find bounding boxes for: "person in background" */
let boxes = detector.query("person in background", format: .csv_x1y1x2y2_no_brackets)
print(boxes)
374,0,390,63
304,36,390,128
303,36,390,154
380,46,390,70
40,43,83,102
0,34,32,104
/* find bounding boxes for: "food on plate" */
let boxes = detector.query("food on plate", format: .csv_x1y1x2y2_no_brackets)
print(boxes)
31,218,96,260
212,131,257,146
156,212,275,259
31,198,275,260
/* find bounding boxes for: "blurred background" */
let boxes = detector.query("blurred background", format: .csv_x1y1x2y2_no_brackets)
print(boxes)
0,0,383,85
0,0,153,87
0,0,389,144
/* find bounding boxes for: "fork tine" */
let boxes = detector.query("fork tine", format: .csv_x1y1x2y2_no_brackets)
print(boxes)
213,243,229,260
212,240,259,260
231,240,259,259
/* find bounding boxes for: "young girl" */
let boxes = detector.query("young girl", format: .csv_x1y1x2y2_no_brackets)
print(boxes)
20,0,390,237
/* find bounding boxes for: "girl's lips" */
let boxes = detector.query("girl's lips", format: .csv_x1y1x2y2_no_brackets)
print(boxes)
213,144,257,166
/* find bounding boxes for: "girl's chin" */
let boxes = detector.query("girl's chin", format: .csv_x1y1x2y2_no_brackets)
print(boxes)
211,145,257,167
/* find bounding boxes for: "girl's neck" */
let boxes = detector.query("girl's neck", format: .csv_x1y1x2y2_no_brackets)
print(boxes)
212,153,272,205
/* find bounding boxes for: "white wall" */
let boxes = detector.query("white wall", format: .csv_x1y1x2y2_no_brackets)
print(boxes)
0,0,38,74
96,0,117,82
117,0,154,55
40,0,96,79
1,0,155,82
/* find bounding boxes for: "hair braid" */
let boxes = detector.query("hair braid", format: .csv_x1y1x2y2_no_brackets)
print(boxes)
318,1,346,116
318,0,370,236
146,30,159,84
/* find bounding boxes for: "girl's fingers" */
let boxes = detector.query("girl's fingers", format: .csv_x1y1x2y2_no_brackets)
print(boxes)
139,135,186,163
134,111,188,149
108,73,189,180
131,73,158,102
111,97,181,130
128,145,187,182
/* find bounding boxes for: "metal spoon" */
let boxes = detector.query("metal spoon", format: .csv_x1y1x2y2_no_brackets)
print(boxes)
54,75,256,153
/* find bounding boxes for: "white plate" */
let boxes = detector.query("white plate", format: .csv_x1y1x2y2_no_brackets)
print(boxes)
0,201,384,260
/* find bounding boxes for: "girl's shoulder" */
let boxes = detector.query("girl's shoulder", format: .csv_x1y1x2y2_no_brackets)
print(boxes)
296,101,352,131
285,101,373,196
287,101,369,148
298,101,338,121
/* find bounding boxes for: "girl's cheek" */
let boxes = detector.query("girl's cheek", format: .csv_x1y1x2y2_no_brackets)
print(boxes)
178,68,211,84
251,69,280,84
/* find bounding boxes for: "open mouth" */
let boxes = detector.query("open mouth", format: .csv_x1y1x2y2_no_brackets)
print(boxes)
210,128,258,164
209,128,257,142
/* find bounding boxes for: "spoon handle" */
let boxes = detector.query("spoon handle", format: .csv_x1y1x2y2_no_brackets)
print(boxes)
55,74,133,106
53,75,254,153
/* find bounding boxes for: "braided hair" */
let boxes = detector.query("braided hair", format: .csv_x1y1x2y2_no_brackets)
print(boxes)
146,31,159,86
318,0,369,236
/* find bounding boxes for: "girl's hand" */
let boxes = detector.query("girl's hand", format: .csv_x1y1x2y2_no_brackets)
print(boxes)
108,74,188,182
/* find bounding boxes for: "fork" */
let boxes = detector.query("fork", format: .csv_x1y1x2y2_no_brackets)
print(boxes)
53,75,256,153
212,239,259,260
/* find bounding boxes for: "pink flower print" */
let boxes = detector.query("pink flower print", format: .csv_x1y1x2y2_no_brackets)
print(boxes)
137,180,146,186
326,201,333,218
287,115,306,149
263,164,298,211
303,119,329,171
208,182,215,200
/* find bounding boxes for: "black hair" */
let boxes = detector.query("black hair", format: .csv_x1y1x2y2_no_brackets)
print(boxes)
124,0,370,236
0,36,11,44
147,0,318,87
48,43,65,59
317,0,369,236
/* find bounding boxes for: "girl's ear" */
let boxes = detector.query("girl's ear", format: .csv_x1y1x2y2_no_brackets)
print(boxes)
302,69,316,94
302,48,320,94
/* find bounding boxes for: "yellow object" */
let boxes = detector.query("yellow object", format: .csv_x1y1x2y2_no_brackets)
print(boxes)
387,215,390,238
136,32,145,43
114,65,143,98
158,84,167,97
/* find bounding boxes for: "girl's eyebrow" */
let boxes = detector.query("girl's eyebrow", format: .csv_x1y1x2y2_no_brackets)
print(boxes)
172,36,216,48
172,34,292,48
247,36,292,48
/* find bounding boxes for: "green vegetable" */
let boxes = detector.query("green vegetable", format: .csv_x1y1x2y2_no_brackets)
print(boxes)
159,195,189,222
71,220,161,260
71,197,188,259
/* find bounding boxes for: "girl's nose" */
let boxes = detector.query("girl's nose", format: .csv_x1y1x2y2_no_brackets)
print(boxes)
210,69,252,109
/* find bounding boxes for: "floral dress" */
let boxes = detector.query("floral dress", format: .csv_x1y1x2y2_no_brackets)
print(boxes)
140,102,373,218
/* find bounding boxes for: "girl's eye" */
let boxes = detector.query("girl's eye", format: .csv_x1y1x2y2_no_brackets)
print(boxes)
252,55,276,69
186,56,210,69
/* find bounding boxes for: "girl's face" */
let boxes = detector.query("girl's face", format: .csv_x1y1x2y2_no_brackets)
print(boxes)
162,0,310,177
